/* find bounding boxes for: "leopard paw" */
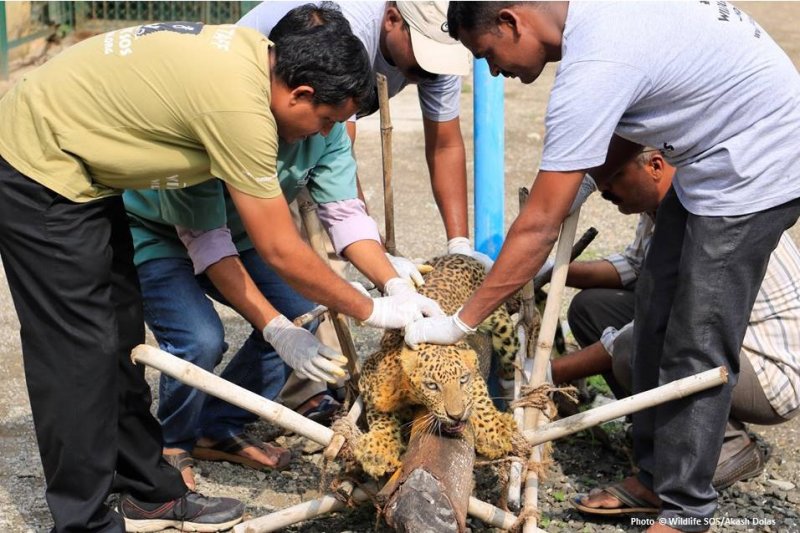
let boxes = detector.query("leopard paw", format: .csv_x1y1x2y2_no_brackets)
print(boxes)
353,431,403,479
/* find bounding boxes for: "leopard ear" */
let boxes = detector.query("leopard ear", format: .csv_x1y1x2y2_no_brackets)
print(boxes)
399,346,419,375
456,347,479,371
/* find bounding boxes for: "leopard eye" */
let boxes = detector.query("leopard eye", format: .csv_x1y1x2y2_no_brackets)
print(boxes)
460,373,471,384
424,381,439,391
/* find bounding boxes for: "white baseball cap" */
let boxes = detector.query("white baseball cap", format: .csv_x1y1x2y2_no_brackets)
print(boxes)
395,1,472,77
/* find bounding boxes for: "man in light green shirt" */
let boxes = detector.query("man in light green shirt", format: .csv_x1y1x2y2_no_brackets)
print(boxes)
0,12,434,532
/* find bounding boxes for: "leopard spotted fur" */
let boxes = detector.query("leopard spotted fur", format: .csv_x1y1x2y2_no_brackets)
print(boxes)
353,254,521,478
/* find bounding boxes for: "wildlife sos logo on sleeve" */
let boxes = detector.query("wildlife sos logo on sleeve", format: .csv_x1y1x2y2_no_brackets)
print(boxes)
135,22,204,37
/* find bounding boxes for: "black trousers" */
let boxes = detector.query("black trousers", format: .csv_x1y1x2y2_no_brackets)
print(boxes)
0,158,186,532
633,187,800,531
567,287,636,399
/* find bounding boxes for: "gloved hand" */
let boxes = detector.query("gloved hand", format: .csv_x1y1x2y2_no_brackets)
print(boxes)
385,253,425,287
363,285,444,330
404,308,476,349
384,277,443,317
263,315,348,383
447,237,494,271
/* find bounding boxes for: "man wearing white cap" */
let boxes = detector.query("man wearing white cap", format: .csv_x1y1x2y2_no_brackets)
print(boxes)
239,1,489,268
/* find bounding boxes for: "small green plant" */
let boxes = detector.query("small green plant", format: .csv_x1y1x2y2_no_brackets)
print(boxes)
552,490,566,502
586,374,611,396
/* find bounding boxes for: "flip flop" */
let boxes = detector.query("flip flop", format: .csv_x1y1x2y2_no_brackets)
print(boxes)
192,434,291,471
162,450,196,489
571,481,660,516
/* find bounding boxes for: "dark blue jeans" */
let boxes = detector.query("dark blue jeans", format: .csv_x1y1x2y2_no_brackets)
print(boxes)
633,188,800,531
137,249,316,451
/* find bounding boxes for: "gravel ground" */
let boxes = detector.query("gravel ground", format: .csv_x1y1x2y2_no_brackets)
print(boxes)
1,3,799,532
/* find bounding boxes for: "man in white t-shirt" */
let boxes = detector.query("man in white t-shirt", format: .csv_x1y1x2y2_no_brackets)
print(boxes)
406,3,800,532
239,1,492,268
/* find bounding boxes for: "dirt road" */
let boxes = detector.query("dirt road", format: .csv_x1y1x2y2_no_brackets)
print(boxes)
1,3,799,531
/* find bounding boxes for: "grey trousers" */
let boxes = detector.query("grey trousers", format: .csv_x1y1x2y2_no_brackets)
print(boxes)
612,325,794,464
632,188,800,530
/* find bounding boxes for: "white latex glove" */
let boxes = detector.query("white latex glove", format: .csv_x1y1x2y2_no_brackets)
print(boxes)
447,237,494,271
363,284,444,329
404,308,476,349
263,315,348,384
384,277,444,317
385,253,425,287
569,174,597,214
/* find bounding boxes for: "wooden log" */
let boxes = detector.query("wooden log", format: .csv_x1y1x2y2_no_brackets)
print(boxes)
381,410,474,533
131,345,333,446
524,366,728,446
522,208,581,533
377,73,396,255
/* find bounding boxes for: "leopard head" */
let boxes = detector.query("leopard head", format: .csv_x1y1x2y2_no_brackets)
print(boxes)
399,342,479,436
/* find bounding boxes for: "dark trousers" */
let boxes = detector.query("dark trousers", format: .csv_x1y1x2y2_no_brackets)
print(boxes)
0,158,186,532
567,287,636,399
632,188,800,530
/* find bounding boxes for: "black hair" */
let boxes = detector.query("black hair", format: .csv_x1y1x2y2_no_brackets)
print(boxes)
446,2,523,39
271,4,374,113
269,2,348,43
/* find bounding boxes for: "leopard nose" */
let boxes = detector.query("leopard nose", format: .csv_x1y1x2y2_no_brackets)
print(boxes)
446,407,469,423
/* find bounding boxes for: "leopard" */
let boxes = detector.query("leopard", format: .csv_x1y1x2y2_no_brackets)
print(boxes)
353,254,523,479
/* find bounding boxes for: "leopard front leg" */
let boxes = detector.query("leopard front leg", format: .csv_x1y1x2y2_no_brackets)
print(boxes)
352,407,405,479
469,375,517,459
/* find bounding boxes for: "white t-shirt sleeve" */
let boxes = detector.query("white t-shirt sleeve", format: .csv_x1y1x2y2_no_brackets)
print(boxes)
417,75,462,122
540,61,651,172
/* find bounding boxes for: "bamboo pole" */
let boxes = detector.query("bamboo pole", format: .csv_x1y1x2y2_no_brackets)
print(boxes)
521,208,581,533
296,189,362,387
323,395,364,461
377,73,396,255
533,227,598,291
507,189,534,512
234,485,519,533
233,481,378,533
524,366,728,446
131,345,333,446
506,322,527,511
292,304,327,327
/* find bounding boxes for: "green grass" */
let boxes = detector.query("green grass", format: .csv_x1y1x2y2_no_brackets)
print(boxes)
586,374,611,395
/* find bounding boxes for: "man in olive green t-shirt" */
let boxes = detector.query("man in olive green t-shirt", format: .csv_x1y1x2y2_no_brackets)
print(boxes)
0,15,433,533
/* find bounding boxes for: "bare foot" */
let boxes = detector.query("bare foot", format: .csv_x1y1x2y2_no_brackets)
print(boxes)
163,447,196,490
579,475,661,510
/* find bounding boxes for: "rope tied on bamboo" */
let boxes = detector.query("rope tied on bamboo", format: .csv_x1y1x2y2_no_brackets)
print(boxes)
329,415,362,464
315,414,364,493
509,505,541,533
510,382,578,414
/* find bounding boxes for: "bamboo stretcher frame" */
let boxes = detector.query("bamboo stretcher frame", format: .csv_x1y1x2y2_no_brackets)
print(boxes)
130,75,727,529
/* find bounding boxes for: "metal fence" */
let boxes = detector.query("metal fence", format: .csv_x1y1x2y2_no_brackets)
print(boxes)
1,1,261,80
